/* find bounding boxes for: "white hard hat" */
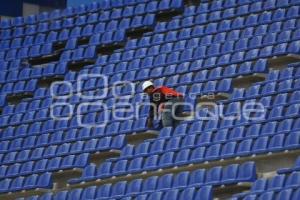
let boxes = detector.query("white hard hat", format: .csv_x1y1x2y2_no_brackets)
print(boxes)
142,81,154,91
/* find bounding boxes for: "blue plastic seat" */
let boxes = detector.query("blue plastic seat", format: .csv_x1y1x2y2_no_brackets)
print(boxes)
285,132,300,149
53,191,68,200
7,164,21,177
236,139,253,156
157,173,173,190
221,142,237,159
142,176,158,193
112,160,128,176
172,171,189,189
159,152,175,168
96,161,112,179
206,166,222,185
111,181,127,198
162,189,179,200
11,176,25,192
189,146,205,163
81,164,97,182
144,155,159,171
252,137,269,154
131,183,146,196
237,161,257,182
23,174,39,190
284,172,300,188
128,157,143,174
0,179,11,193
148,192,163,200
269,134,285,152
95,184,112,199
267,174,285,191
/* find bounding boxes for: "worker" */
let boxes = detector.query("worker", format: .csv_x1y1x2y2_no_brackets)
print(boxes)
142,80,184,128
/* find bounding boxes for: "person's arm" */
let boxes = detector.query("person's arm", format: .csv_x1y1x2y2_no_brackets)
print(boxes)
147,104,154,128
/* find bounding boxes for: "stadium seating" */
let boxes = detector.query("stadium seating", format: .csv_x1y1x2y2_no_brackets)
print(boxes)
1,0,300,199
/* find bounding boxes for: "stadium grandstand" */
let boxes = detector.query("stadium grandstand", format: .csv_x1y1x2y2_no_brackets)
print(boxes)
0,0,300,199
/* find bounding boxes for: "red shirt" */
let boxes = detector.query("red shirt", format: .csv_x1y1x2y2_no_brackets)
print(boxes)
149,86,183,118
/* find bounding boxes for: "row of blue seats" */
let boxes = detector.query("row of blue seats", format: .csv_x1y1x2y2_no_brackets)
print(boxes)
1,24,124,51
59,71,233,95
158,112,300,137
1,5,297,52
0,60,27,71
0,24,294,73
234,171,300,199
94,59,265,81
0,153,89,179
2,13,297,53
191,104,300,134
2,31,124,61
0,5,298,65
68,163,244,199
165,75,298,100
123,9,300,51
0,13,156,41
13,66,230,98
110,117,300,163
159,7,300,34
46,58,286,103
0,0,179,32
0,41,287,78
278,156,300,174
4,0,285,31
3,43,54,61
0,0,157,29
181,0,300,16
74,131,300,181
18,185,212,200
108,115,300,164
225,90,300,111
225,101,299,119
3,65,297,124
1,0,294,31
69,162,256,195
0,62,67,84
0,95,145,130
0,134,123,163
80,19,300,61
0,122,127,153
0,108,50,127
180,0,300,18
92,42,298,73
58,60,265,91
2,98,54,117
154,5,300,34
115,30,288,59
1,75,296,136
0,113,147,144
0,135,123,166
1,96,298,147
2,12,154,35
0,0,288,47
0,172,52,193
125,20,300,52
0,79,37,95
225,67,300,101
0,99,149,127
98,31,298,65
233,187,300,200
228,77,300,104
0,90,146,117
